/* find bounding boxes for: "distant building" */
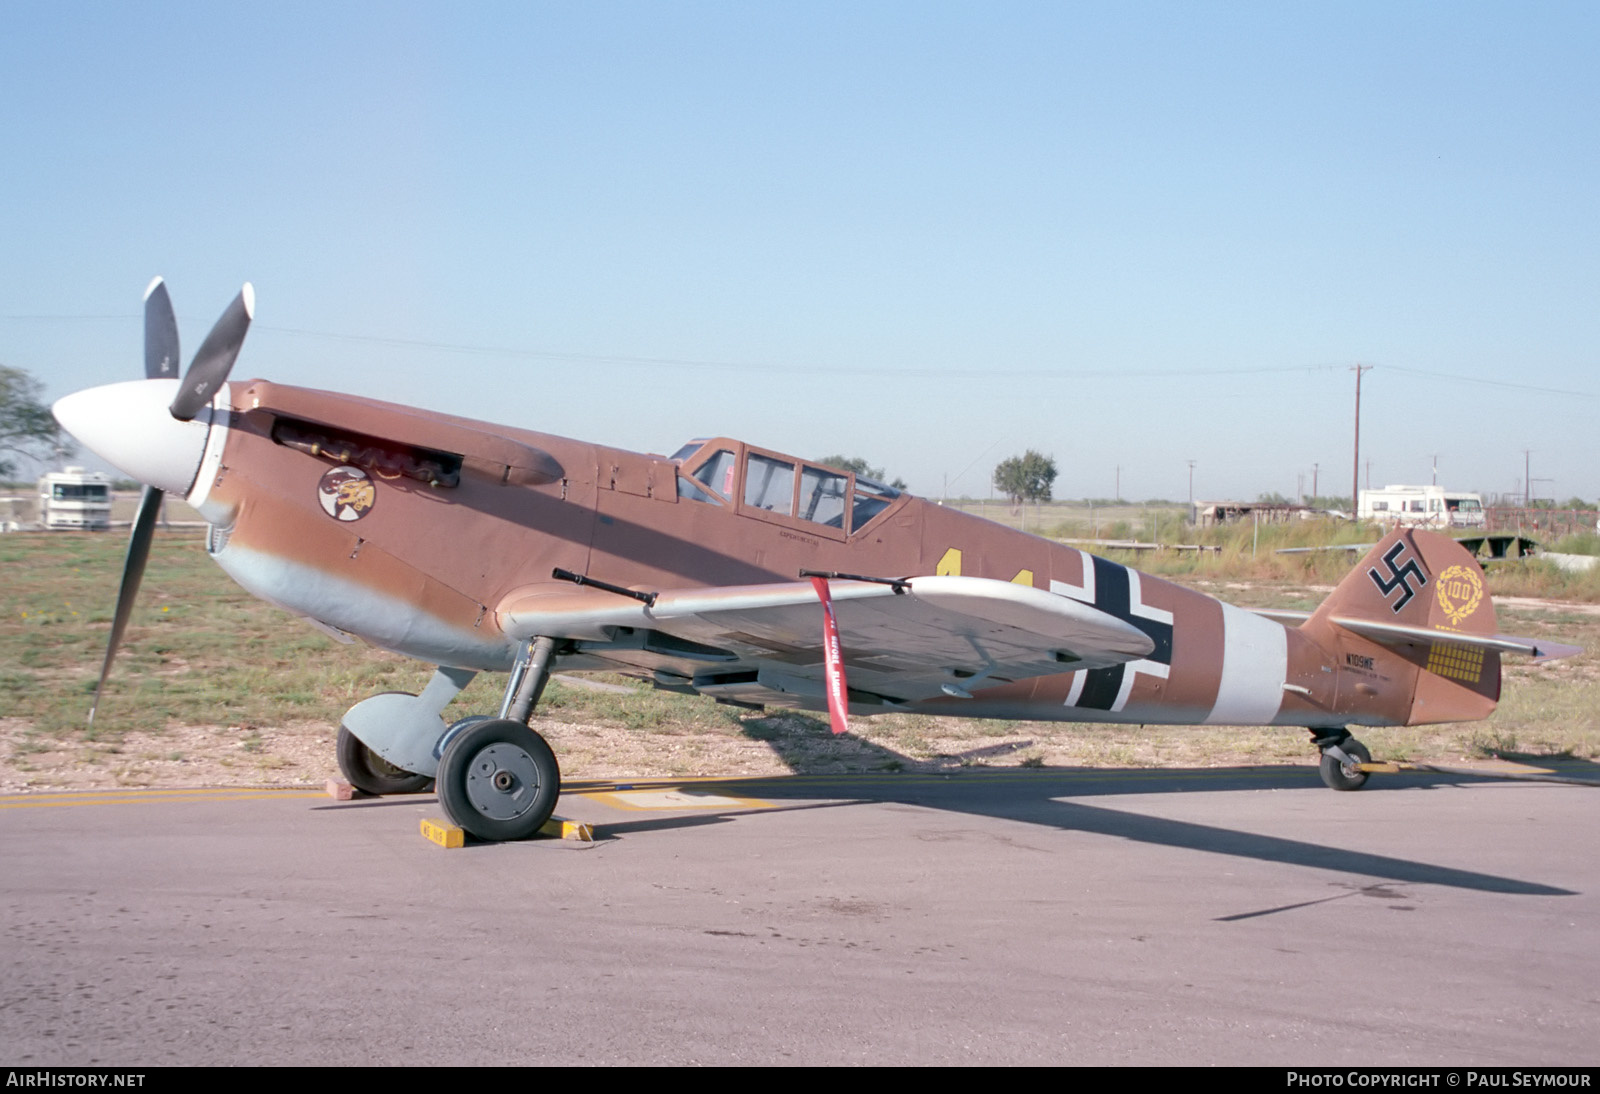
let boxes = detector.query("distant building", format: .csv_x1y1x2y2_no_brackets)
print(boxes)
1358,484,1485,529
38,467,113,530
1196,501,1316,527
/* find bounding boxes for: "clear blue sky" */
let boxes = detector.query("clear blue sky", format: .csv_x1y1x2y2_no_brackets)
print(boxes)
3,2,1597,503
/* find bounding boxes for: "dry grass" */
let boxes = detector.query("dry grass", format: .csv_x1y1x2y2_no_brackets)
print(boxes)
1,528,1594,792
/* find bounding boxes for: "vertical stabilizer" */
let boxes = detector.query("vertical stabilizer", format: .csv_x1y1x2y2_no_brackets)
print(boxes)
1307,529,1500,725
1313,528,1498,637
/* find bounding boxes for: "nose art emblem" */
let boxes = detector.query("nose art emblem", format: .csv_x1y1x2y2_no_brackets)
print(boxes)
318,467,376,522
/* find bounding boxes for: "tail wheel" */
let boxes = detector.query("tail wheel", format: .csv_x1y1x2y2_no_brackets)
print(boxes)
1319,738,1372,791
437,719,561,841
336,724,433,795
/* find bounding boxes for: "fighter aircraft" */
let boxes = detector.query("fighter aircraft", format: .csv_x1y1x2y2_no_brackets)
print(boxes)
52,280,1581,841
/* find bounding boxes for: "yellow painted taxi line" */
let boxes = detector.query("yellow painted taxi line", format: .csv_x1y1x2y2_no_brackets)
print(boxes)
581,788,775,812
0,788,328,809
0,785,316,800
561,767,1319,797
6,760,1565,815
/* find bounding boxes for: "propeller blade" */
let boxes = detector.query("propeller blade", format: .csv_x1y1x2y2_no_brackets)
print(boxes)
170,282,254,421
88,485,163,729
142,277,180,380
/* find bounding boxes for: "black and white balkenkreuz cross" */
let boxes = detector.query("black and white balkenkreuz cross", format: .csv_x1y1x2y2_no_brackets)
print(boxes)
1052,552,1174,713
1367,541,1427,613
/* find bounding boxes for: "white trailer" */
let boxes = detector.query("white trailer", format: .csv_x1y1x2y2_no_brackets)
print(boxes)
38,467,113,530
1358,484,1486,529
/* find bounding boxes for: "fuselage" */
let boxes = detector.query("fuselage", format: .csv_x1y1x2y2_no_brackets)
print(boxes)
162,378,1451,731
58,376,1493,731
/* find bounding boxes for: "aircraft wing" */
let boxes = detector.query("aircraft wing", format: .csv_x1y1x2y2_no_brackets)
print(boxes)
498,575,1155,705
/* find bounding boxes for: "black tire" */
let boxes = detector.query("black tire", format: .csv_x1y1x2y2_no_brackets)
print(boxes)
436,719,561,841
1319,737,1372,791
337,724,434,796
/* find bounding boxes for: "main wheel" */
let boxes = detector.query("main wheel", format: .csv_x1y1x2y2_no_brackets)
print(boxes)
337,724,433,795
1319,738,1372,791
436,719,561,841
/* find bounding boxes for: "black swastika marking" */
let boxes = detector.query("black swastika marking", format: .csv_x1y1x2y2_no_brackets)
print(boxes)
1367,542,1427,614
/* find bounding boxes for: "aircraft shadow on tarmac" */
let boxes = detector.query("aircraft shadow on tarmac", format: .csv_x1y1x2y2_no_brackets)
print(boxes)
559,712,1579,899
1478,748,1600,779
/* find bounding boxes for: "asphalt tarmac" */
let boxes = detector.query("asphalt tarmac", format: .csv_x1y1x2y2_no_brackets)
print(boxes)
2,765,1596,1066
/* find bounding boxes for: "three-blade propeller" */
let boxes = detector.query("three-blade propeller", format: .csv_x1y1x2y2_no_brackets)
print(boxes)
88,279,254,727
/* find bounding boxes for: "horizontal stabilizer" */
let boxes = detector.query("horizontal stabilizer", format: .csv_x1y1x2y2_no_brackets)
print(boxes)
1330,616,1582,663
1252,608,1311,625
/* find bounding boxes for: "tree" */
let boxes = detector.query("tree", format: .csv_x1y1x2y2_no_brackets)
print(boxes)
0,366,68,479
992,450,1057,508
815,455,907,491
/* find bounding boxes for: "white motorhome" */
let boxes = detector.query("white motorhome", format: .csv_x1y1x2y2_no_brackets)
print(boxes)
38,467,113,530
1358,484,1486,529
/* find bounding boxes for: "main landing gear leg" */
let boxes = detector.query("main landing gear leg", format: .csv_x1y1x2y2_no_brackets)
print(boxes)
436,637,562,841
1311,728,1372,792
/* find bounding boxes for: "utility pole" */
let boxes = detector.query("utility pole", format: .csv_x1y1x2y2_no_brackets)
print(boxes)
1312,462,1319,502
1351,364,1371,516
1524,449,1531,509
1187,459,1196,524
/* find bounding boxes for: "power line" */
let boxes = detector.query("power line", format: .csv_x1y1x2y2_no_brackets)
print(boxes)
1384,363,1595,399
1,312,1345,380
260,326,1343,381
0,314,128,321
8,311,1597,394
